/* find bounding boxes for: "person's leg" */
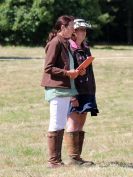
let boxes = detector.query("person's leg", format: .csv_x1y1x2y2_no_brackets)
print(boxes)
78,113,95,165
65,112,94,166
77,113,87,157
65,112,85,165
49,97,71,131
66,112,81,132
47,97,71,168
47,130,64,168
78,112,87,131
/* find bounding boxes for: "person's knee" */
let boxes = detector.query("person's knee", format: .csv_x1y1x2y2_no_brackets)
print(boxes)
66,112,82,131
66,126,79,132
66,121,79,132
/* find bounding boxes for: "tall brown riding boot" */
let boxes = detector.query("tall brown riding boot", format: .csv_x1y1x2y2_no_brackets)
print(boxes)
79,131,95,166
65,131,95,166
79,131,85,156
47,129,64,168
64,131,84,165
58,129,64,162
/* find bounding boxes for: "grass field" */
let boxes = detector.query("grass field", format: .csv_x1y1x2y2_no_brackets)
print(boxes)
0,45,133,177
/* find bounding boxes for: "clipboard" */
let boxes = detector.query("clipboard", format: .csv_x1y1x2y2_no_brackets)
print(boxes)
77,56,94,70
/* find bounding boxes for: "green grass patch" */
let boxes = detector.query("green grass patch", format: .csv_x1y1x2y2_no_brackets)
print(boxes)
0,46,133,177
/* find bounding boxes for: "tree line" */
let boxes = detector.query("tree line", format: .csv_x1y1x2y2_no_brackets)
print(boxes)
0,0,132,45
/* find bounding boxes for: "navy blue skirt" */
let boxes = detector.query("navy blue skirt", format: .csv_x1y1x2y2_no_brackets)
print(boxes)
68,94,99,116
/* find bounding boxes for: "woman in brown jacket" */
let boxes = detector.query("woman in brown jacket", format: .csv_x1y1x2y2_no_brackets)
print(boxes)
41,15,83,168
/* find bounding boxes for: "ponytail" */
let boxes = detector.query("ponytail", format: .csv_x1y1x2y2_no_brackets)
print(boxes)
46,29,58,43
45,15,74,44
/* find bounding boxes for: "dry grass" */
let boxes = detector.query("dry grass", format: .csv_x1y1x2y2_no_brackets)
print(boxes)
0,45,133,177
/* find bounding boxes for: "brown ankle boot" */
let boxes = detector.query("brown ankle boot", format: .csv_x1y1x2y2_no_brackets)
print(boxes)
47,130,64,168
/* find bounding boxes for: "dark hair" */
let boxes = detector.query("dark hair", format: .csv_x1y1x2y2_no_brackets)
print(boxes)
46,15,74,43
71,33,77,42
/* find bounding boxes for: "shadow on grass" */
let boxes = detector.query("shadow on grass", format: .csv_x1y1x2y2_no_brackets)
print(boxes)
96,161,133,169
0,56,42,60
93,46,133,50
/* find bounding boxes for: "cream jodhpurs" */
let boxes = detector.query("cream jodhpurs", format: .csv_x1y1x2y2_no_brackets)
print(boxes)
48,97,71,131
